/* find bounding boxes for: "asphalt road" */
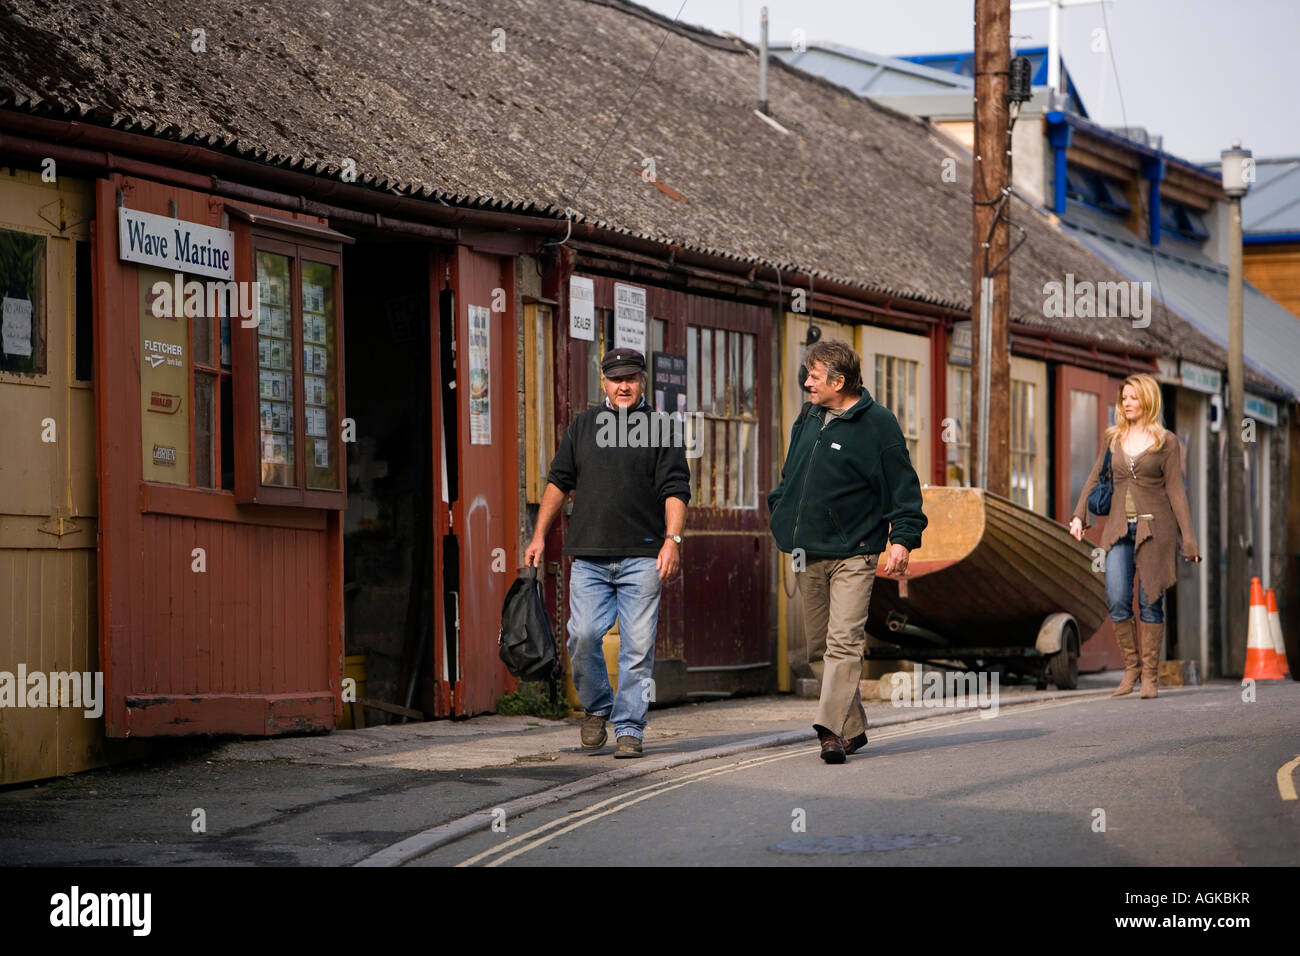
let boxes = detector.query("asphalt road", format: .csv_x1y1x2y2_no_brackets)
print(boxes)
411,682,1300,866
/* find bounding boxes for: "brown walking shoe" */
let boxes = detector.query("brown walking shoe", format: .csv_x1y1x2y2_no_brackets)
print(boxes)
580,713,608,750
844,732,868,755
614,735,643,758
817,727,847,764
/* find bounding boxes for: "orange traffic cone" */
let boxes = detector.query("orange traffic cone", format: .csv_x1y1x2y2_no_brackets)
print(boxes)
1245,578,1285,681
1265,588,1290,677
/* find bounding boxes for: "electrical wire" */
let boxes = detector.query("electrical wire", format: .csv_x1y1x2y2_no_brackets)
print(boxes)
545,0,691,248
1099,2,1171,340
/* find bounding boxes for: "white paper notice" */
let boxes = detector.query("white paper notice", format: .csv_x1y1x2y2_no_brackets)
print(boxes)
569,275,595,340
1,296,33,357
614,282,646,352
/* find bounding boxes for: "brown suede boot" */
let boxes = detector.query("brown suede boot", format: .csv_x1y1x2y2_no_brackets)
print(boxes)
1138,622,1162,699
1111,619,1141,696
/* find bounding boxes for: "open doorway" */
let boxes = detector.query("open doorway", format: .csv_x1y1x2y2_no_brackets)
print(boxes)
342,241,434,725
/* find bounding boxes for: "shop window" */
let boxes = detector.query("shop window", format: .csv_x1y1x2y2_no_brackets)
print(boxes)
0,227,46,376
875,354,921,463
947,366,971,487
948,366,1039,505
1010,379,1037,510
685,325,757,509
233,236,345,507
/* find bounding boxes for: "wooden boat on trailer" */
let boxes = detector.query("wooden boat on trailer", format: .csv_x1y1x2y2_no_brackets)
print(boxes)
866,486,1106,689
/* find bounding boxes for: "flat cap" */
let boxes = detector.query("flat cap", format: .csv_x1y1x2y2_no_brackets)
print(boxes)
601,348,645,378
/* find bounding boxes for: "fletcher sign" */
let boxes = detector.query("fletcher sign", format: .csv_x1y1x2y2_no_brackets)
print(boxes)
118,207,234,280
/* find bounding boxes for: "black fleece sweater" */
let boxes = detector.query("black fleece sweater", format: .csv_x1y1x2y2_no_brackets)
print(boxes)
546,403,692,557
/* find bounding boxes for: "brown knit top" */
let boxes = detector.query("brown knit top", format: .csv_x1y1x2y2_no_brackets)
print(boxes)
1072,432,1200,600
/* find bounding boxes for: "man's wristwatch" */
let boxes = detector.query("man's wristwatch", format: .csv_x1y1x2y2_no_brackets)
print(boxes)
668,534,682,545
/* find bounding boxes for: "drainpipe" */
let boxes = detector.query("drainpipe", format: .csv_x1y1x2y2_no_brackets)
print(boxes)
1045,111,1072,214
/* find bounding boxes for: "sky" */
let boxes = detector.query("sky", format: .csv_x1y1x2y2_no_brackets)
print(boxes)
634,0,1299,163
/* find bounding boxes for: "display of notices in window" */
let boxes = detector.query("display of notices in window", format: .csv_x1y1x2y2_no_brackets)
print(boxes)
256,251,294,485
301,261,339,490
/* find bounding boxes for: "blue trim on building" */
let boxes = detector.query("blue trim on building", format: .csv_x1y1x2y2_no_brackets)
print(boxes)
1143,155,1166,247
1243,232,1300,245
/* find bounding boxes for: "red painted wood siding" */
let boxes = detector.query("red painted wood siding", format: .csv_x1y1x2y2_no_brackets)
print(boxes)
94,175,343,736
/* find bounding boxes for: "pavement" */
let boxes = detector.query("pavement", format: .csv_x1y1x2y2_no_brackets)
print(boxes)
0,673,1124,866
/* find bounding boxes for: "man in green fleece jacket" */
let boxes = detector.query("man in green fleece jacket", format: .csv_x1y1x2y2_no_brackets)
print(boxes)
768,339,927,763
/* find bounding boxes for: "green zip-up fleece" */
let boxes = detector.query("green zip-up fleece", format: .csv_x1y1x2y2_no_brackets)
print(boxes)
767,390,927,559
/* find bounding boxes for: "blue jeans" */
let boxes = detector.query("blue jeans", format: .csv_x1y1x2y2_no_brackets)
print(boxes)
1105,521,1164,623
566,557,662,741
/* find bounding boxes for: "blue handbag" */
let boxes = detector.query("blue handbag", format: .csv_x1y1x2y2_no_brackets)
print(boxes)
1087,447,1113,516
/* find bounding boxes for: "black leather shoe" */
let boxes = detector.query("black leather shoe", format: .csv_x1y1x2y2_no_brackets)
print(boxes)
844,732,868,755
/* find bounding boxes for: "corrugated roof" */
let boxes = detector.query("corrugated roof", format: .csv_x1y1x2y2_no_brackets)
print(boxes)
1241,158,1300,237
1062,210,1300,398
771,43,973,97
0,0,1238,365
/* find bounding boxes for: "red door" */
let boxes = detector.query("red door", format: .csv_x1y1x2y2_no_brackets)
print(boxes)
552,274,772,695
444,247,518,715
1056,365,1124,672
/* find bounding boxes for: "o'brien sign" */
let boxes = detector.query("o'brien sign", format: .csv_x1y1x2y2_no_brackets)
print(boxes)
118,207,234,281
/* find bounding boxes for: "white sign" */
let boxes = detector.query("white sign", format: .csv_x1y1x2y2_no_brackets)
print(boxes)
569,275,595,340
614,282,646,353
118,207,234,280
1,296,33,357
1180,361,1221,395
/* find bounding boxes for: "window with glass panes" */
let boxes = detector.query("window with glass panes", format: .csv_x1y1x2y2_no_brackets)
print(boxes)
875,355,920,462
191,270,234,490
235,235,345,508
685,326,757,509
946,365,971,487
1009,378,1037,509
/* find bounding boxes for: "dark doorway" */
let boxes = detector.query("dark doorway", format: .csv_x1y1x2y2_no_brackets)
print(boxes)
342,241,434,723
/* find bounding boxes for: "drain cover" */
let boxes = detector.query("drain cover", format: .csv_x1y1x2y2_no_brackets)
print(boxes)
771,833,963,855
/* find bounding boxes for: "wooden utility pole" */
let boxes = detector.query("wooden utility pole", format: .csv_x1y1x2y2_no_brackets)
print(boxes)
971,0,1012,496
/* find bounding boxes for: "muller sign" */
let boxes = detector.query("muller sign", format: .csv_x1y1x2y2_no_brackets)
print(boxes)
118,207,234,280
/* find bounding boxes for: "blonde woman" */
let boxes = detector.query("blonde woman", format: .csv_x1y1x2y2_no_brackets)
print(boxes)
1069,374,1201,698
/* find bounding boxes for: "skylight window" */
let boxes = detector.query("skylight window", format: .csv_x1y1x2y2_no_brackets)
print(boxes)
1065,165,1132,216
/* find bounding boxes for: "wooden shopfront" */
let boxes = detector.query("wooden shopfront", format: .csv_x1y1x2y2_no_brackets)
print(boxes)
93,173,351,737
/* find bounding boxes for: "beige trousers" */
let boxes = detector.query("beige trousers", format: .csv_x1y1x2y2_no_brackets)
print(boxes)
796,553,878,738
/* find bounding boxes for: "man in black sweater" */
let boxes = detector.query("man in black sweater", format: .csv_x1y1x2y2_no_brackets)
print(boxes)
525,348,691,757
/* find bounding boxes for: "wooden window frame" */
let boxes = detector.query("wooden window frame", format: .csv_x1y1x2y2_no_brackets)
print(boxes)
232,227,347,510
685,324,758,511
